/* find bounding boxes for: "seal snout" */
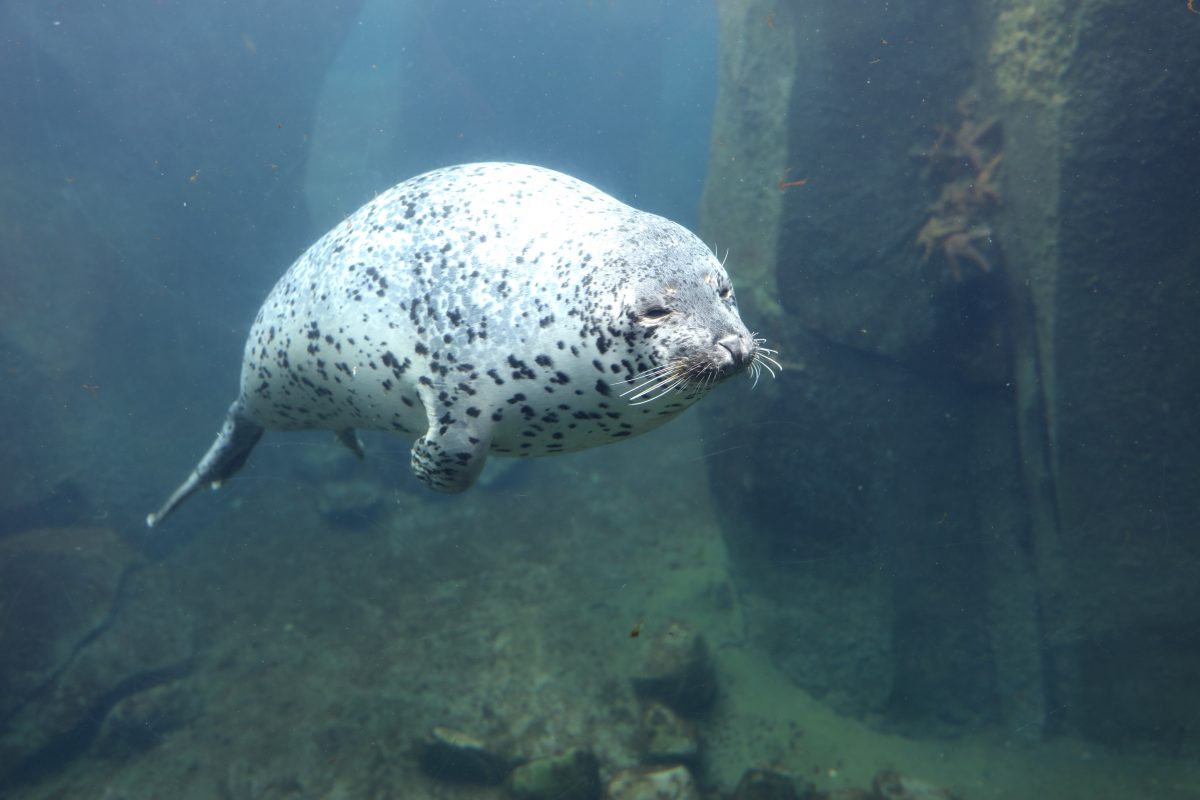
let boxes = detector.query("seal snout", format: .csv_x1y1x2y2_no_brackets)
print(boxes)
716,333,751,372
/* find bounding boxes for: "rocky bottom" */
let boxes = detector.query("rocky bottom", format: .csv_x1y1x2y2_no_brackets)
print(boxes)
2,420,1197,799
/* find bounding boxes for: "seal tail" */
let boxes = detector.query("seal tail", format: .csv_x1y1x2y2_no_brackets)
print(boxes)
145,401,265,528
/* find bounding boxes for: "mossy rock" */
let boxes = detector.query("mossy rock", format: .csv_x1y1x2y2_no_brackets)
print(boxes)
507,748,600,800
416,727,509,785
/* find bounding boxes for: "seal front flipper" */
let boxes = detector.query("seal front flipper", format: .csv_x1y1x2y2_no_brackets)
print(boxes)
146,401,265,528
410,416,492,493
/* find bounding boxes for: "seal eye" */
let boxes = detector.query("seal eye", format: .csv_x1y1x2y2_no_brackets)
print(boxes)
640,306,672,322
719,285,732,300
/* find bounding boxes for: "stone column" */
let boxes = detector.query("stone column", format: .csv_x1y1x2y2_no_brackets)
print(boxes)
699,0,1200,745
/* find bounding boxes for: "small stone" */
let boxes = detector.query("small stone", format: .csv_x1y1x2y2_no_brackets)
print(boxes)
630,621,716,715
416,726,509,785
606,764,698,800
639,702,699,766
507,748,600,800
733,767,812,800
873,770,960,800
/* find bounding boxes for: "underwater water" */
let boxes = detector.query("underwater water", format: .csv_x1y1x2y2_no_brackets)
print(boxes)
1,1,1199,799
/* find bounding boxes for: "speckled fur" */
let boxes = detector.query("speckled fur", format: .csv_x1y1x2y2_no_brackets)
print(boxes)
148,163,756,524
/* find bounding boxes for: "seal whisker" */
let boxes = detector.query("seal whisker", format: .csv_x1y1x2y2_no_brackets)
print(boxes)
622,368,685,401
752,352,779,380
619,361,682,390
710,242,731,269
636,361,709,404
756,351,783,374
630,374,689,405
621,380,668,401
744,334,778,387
611,363,674,387
626,383,673,404
688,362,712,383
693,365,719,395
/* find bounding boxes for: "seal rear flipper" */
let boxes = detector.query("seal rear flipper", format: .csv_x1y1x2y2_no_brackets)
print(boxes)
145,401,265,528
410,423,492,493
336,428,366,459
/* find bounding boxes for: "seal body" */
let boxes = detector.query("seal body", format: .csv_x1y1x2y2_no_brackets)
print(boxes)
147,163,766,526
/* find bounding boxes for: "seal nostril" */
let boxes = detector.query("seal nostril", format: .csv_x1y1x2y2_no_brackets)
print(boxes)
717,334,747,367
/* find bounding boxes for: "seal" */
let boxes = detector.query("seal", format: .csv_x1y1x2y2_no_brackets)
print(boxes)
147,162,777,527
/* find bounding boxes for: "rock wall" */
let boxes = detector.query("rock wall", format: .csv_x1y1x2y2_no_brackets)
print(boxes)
0,528,195,788
987,0,1200,747
699,0,1200,748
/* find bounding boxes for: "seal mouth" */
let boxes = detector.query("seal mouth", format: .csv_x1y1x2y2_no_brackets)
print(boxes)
614,336,781,405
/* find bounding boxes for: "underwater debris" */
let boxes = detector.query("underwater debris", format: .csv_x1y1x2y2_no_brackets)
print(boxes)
778,168,809,191
915,93,1003,281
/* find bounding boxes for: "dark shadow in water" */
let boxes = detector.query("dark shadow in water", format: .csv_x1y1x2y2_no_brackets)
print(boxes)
0,481,92,540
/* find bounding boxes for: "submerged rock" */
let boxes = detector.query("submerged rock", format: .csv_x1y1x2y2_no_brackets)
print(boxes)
0,527,135,724
873,770,960,800
0,527,195,786
606,764,698,800
94,681,200,759
507,748,600,800
0,528,194,785
639,702,699,766
417,726,509,785
630,621,716,715
812,790,873,800
733,767,812,800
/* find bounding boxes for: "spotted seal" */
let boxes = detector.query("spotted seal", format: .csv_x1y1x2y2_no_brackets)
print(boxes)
147,162,777,527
